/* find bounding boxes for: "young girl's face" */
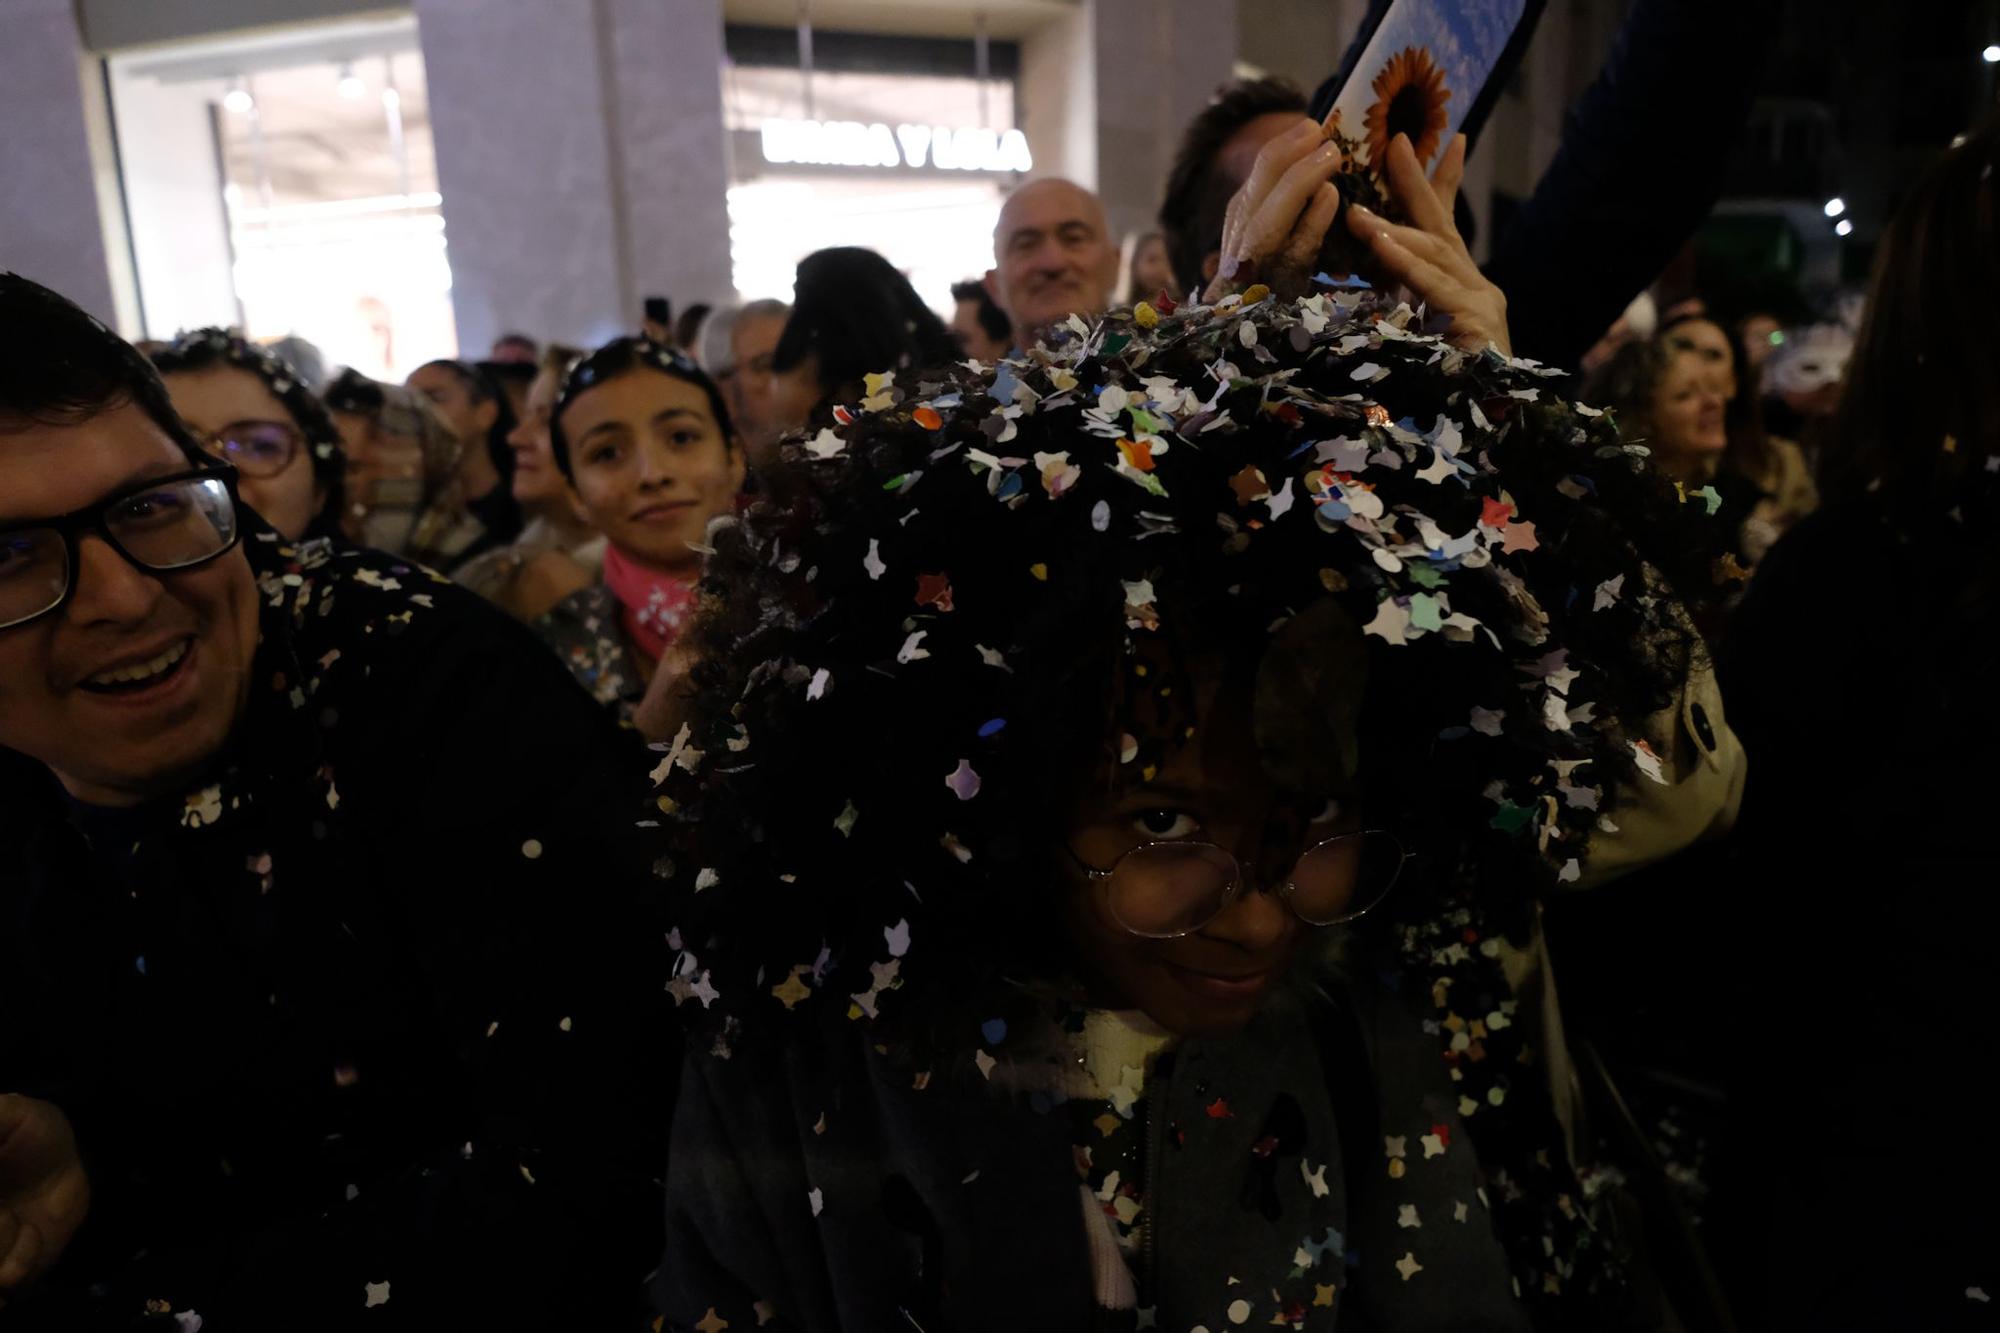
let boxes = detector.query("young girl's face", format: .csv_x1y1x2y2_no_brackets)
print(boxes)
1057,670,1363,1037
560,367,743,573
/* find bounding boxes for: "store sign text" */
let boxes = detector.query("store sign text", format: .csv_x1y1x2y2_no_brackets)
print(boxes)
760,119,1034,173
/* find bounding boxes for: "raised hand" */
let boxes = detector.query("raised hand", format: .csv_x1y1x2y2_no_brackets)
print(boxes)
1346,134,1512,356
0,1094,90,1309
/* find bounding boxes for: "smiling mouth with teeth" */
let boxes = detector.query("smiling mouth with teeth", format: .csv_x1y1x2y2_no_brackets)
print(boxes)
81,638,192,693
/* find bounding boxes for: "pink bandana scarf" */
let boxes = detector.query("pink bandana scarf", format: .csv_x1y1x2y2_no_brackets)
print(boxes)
601,543,697,664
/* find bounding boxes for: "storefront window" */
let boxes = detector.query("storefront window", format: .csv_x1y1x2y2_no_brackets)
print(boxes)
722,33,1029,315
108,18,456,380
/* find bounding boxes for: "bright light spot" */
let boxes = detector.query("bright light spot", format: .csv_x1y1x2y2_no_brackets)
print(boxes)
1982,44,2000,63
1835,218,1854,237
382,87,402,110
222,87,254,114
1822,197,1846,218
338,68,365,100
1768,330,1786,346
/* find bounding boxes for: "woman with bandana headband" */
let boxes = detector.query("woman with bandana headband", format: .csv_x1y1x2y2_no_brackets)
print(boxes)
537,336,744,733
151,329,347,543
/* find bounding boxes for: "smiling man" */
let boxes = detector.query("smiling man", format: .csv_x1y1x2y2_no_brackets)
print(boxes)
984,177,1123,343
0,274,671,1329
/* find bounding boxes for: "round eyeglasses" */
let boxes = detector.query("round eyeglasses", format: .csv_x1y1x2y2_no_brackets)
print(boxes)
0,468,241,631
1068,830,1409,939
197,420,305,478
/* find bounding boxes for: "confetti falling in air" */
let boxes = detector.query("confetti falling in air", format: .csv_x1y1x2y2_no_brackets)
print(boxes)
944,759,982,801
363,1281,390,1308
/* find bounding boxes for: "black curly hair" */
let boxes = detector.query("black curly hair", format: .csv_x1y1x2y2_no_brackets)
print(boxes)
150,327,347,540
769,247,957,411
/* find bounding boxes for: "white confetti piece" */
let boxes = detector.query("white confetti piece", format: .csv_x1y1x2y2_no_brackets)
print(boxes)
364,1281,391,1308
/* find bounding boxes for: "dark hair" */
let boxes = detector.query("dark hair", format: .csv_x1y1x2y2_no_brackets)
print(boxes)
1579,337,1675,429
673,304,712,353
0,272,203,462
549,335,736,481
412,358,519,490
1828,113,2000,520
151,327,348,538
949,278,1011,345
1158,77,1310,300
477,358,538,390
770,248,957,409
492,332,539,356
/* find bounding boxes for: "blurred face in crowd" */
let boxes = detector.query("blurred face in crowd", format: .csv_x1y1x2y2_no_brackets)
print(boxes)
1739,314,1782,375
160,365,323,539
986,179,1121,337
559,366,744,575
949,297,1010,363
406,363,496,459
506,365,568,510
1663,319,1738,401
1646,351,1728,480
768,353,824,439
725,308,789,458
1060,668,1361,1038
0,403,259,807
1130,233,1177,302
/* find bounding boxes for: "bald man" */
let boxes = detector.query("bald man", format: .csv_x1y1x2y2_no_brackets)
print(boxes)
984,178,1122,342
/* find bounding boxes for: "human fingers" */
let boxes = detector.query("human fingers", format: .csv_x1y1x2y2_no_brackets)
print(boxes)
1219,118,1327,278
1277,183,1344,285
1428,135,1467,221
1383,134,1456,244
1347,205,1508,354
1237,140,1344,273
0,1217,41,1292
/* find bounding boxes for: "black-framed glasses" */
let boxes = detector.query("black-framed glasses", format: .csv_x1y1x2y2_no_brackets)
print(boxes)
0,467,241,631
1068,830,1409,939
196,419,304,478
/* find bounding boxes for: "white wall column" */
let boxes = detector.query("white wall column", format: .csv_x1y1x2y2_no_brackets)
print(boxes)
0,0,120,324
414,0,732,355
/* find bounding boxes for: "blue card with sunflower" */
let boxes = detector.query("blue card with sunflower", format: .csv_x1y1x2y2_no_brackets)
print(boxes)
1323,0,1540,178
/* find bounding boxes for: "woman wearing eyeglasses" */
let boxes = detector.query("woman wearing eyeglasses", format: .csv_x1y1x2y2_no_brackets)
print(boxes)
648,285,1731,1330
536,337,744,733
151,328,346,542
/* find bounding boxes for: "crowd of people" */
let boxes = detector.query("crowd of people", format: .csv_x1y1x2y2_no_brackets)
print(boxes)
2,15,1996,1331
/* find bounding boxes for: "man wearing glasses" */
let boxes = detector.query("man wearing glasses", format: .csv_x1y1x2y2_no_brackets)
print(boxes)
0,274,671,1328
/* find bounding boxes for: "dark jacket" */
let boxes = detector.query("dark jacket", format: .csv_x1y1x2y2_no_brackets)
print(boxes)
1314,0,1783,371
655,960,1535,1332
1712,499,2000,1328
1,534,672,1330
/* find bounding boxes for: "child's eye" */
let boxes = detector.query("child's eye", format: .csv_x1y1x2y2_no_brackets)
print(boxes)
1132,809,1200,840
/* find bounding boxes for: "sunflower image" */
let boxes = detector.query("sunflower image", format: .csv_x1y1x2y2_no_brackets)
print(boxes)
1362,46,1451,168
